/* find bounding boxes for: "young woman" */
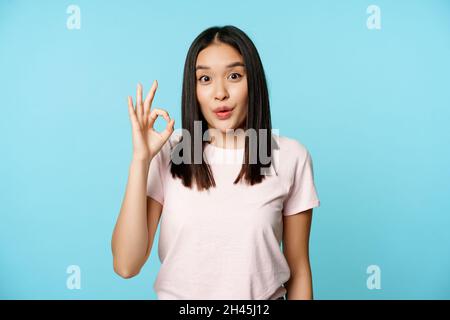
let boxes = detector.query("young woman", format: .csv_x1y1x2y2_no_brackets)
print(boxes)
111,25,320,300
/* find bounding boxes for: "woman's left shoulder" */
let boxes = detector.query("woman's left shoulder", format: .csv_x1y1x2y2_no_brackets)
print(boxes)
273,134,310,160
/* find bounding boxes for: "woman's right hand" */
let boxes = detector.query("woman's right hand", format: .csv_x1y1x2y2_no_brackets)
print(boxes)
127,80,175,161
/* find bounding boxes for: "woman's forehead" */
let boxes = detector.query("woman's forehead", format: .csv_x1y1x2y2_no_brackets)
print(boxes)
196,43,244,68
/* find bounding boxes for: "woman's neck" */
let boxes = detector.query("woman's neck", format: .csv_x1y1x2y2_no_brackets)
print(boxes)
208,129,246,149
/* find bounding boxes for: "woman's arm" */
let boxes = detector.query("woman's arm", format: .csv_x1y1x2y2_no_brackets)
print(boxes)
282,208,314,299
111,158,151,278
111,82,174,279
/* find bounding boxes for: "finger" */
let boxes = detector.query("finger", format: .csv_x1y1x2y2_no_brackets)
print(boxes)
127,96,141,130
160,119,175,141
136,83,143,124
143,80,157,126
148,108,170,129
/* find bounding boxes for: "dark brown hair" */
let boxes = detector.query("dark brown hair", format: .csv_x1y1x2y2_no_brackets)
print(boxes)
170,25,277,191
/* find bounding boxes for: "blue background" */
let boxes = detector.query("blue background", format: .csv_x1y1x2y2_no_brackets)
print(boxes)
1,0,449,299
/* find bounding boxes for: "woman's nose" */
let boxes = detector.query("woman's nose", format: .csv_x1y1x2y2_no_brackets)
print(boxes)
214,81,229,101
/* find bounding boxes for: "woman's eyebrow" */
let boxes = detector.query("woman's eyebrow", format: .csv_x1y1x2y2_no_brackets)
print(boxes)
195,61,245,71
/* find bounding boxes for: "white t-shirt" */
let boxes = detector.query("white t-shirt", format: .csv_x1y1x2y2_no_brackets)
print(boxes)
147,132,320,299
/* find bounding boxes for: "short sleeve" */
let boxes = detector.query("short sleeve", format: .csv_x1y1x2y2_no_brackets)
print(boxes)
146,150,165,206
282,148,320,216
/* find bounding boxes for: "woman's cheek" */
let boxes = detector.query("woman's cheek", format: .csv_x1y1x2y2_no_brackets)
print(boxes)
196,89,208,109
233,84,248,105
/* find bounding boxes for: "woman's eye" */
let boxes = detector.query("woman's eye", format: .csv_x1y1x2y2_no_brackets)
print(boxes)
229,73,242,80
198,75,210,82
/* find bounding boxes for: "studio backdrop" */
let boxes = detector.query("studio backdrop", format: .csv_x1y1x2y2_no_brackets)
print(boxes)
1,0,449,299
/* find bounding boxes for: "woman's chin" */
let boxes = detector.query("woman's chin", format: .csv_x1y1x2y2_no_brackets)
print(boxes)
212,122,237,133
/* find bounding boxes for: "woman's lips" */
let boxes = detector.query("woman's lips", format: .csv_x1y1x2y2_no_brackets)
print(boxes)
214,109,233,120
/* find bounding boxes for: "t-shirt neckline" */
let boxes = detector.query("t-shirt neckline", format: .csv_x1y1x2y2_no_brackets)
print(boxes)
205,142,245,152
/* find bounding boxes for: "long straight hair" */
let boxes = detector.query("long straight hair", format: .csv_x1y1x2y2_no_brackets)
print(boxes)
170,25,276,191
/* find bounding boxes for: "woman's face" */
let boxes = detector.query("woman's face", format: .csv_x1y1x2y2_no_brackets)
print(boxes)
195,42,248,136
